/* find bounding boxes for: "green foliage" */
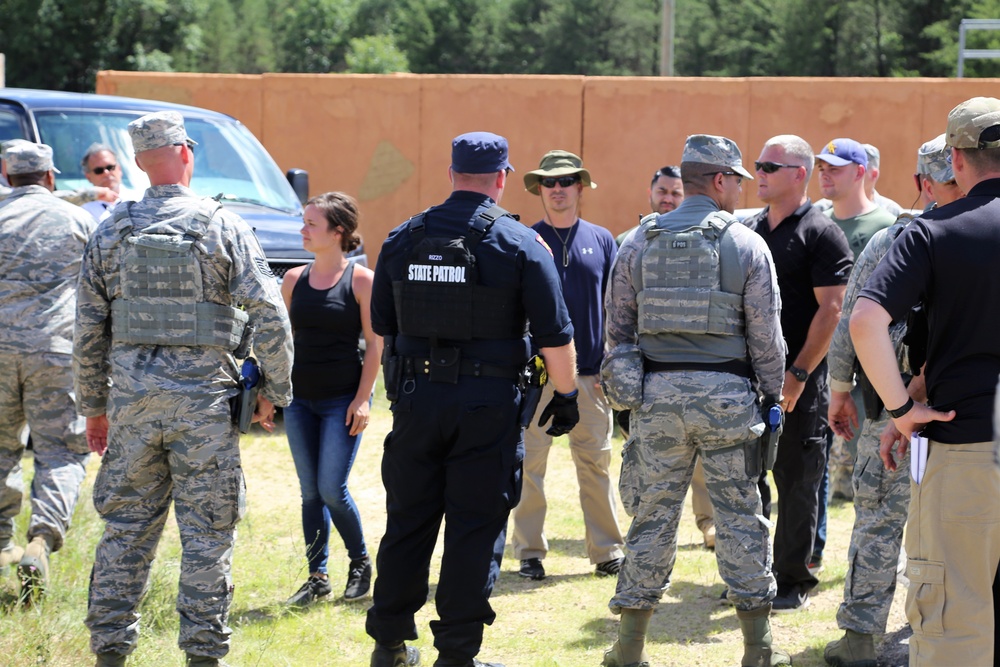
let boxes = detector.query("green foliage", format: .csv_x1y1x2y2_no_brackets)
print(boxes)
346,35,410,73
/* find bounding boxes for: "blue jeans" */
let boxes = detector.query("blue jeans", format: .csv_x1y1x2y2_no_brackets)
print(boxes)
285,394,368,574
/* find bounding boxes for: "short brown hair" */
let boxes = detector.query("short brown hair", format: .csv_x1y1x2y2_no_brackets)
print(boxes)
8,171,48,187
306,191,362,253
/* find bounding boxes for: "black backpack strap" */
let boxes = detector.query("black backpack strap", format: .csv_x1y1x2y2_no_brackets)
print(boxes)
466,204,514,252
406,210,430,243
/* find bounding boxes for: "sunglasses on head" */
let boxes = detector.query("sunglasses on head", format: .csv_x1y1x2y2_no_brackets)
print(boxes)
540,175,580,188
91,164,117,175
754,161,799,174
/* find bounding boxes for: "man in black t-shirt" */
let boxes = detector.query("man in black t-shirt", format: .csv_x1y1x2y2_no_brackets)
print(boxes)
744,134,852,613
852,96,1000,666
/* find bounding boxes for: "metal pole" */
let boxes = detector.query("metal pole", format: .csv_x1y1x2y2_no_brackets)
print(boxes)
660,0,674,76
0,54,5,89
958,21,967,78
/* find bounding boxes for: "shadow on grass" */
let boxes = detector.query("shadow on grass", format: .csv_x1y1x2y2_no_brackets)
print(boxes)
232,592,372,626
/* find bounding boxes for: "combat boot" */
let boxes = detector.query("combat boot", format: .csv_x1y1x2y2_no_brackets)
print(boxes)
823,629,876,667
736,603,791,666
18,535,50,603
186,655,231,667
0,542,23,576
371,642,420,667
602,608,653,667
95,653,127,667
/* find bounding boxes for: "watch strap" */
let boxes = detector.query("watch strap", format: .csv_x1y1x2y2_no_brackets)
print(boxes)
789,365,808,382
887,396,914,419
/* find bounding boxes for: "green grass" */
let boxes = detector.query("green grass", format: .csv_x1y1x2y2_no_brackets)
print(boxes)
0,390,906,666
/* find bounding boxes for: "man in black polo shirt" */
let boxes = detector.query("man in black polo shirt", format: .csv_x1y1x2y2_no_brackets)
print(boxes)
744,134,852,613
852,97,1000,665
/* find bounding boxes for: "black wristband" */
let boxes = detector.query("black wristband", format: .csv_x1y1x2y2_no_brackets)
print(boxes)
887,396,914,419
789,365,808,382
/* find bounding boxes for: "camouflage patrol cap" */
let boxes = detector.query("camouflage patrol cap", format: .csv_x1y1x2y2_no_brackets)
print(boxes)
128,110,198,153
917,134,953,183
946,97,1000,149
2,141,60,175
681,135,754,180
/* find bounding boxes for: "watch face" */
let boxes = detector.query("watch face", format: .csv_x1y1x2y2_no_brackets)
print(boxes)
791,367,807,382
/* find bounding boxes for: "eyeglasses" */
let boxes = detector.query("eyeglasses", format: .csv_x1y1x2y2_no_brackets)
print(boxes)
709,171,742,185
755,161,800,174
91,164,117,175
540,176,580,188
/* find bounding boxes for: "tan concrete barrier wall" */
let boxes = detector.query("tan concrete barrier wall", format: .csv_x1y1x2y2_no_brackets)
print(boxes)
97,72,1000,259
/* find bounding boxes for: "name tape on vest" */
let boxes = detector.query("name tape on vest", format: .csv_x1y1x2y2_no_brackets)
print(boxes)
407,264,468,283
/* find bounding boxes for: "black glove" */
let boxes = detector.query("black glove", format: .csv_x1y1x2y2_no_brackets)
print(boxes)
537,389,580,436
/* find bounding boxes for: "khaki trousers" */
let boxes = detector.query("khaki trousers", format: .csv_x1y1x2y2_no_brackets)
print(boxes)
511,375,624,563
905,439,1000,667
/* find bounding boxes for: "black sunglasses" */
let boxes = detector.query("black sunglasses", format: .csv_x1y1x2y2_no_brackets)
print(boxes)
91,164,117,175
708,170,742,184
540,175,580,188
755,161,799,174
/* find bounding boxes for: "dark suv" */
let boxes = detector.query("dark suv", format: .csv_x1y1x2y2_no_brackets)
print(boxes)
0,88,362,277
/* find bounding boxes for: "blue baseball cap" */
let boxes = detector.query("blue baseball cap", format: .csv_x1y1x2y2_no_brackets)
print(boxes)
451,132,514,174
816,138,868,168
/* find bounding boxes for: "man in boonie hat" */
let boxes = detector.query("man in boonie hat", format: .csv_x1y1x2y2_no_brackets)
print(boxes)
0,138,97,606
602,133,790,667
511,148,624,585
80,108,292,667
851,95,1000,667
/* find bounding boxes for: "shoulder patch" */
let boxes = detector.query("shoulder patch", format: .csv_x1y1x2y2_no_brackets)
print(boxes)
253,257,274,277
535,233,553,257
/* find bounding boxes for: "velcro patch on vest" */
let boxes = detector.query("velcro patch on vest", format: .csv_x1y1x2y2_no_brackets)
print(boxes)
406,264,468,283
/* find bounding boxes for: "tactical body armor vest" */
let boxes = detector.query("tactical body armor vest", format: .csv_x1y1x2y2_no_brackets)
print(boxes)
109,199,248,349
392,205,526,342
636,211,748,366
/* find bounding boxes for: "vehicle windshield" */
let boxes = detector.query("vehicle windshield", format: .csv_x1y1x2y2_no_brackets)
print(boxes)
33,110,301,213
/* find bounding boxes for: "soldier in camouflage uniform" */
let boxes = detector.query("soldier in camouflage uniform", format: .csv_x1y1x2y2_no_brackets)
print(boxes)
2,139,120,206
601,135,789,667
0,142,96,601
823,137,963,667
75,111,293,667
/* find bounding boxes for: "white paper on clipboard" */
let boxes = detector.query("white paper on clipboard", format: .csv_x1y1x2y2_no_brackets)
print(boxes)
910,432,928,484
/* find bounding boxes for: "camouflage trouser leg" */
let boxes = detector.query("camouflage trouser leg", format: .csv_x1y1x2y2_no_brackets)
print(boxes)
611,371,773,613
87,417,244,659
836,414,909,633
23,353,89,551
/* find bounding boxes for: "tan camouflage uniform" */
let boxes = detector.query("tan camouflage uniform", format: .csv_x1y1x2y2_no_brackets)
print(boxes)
0,182,95,555
826,136,952,636
605,192,785,613
76,112,293,661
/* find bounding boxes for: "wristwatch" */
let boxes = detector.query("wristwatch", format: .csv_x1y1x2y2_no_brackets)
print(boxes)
788,365,808,382
887,396,915,419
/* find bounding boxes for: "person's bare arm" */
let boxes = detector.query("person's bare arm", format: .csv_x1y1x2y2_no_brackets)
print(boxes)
784,284,846,412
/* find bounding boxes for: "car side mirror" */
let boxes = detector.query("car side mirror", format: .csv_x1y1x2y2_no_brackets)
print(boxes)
286,168,309,206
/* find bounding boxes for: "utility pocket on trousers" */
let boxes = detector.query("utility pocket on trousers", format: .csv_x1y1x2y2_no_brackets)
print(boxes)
619,436,641,516
210,461,247,530
940,450,1000,524
907,558,945,637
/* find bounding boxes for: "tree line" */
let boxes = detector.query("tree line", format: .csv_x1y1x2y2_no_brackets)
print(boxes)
2,0,1000,93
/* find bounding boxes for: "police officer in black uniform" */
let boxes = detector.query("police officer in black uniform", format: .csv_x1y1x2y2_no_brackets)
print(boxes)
366,132,579,667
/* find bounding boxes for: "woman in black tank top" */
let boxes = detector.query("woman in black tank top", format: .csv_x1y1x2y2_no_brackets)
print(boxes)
279,192,381,605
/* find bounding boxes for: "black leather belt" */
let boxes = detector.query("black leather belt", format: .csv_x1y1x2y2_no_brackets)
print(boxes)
406,357,521,381
643,359,752,378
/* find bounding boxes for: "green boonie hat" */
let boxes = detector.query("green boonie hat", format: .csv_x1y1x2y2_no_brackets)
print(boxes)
681,134,754,180
128,110,198,153
917,134,953,183
946,97,1000,149
523,149,596,195
3,141,60,175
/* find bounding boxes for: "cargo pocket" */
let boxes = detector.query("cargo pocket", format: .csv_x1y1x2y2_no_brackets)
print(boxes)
619,436,641,517
907,559,945,637
941,450,1000,524
210,460,247,530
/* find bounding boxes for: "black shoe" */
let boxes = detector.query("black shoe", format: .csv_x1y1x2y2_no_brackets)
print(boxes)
371,643,420,667
771,588,809,613
286,574,332,606
345,557,372,600
718,587,734,606
595,557,623,577
518,558,545,580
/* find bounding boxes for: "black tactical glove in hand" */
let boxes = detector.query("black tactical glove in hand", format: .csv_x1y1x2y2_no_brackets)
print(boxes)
537,389,580,436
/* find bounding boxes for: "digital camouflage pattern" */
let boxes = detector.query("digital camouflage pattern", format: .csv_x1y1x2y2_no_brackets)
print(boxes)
916,134,954,183
827,215,914,634
128,110,196,153
0,186,94,553
680,134,754,180
3,141,58,175
946,96,1000,149
75,184,292,659
605,193,784,615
